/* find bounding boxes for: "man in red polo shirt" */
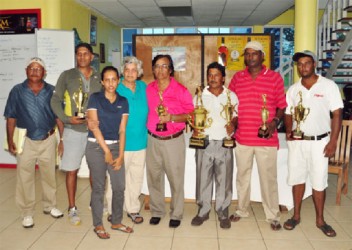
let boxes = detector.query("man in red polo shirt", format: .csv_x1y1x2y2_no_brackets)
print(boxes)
228,41,287,231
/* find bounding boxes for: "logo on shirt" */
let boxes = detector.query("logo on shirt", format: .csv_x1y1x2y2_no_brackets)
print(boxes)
314,94,324,98
117,105,122,108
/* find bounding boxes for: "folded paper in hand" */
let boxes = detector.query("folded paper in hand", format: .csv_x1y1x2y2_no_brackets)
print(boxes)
3,127,27,155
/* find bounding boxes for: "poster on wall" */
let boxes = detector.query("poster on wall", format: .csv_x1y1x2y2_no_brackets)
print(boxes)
152,46,186,71
217,35,272,71
0,9,41,34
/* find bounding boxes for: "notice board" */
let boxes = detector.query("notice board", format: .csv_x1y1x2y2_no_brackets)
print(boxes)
134,34,273,94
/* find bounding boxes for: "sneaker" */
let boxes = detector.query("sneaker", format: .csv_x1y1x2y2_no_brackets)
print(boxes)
22,216,34,228
43,208,64,218
68,207,81,226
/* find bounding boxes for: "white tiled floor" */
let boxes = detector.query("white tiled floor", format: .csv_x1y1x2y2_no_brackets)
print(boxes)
0,168,352,250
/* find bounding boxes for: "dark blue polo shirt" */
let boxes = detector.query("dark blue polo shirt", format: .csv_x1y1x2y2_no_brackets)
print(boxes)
87,91,129,141
4,80,57,140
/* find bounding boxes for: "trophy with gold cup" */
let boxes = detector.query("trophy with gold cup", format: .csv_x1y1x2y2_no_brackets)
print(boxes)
290,91,310,139
220,90,237,148
258,94,270,138
72,79,88,119
156,91,168,132
187,86,213,149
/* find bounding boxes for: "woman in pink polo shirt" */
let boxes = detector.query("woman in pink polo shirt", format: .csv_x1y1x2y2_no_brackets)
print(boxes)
146,54,194,228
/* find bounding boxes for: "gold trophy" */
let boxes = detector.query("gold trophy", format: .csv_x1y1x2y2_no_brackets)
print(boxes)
258,94,270,138
72,79,88,119
290,91,310,139
220,90,237,148
156,91,167,132
187,86,213,149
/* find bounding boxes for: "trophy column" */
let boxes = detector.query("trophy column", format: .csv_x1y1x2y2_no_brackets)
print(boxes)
220,90,237,148
187,86,212,149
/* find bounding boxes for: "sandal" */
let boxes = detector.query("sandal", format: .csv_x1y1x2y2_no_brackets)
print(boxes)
128,213,144,224
270,220,282,231
111,224,134,233
283,218,300,230
229,214,241,223
317,223,336,237
94,227,110,239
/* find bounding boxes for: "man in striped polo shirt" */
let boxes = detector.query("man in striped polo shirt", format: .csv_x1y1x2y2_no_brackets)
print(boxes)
228,41,287,231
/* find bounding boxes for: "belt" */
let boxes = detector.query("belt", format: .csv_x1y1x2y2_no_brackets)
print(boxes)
88,138,119,145
148,130,184,140
303,132,329,141
41,128,55,140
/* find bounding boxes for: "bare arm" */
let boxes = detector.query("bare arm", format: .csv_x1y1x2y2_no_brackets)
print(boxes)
267,108,285,138
6,118,17,155
87,109,114,165
284,114,293,141
56,118,64,157
112,114,128,170
324,109,342,157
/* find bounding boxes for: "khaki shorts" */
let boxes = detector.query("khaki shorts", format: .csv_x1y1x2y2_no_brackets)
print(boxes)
60,128,88,171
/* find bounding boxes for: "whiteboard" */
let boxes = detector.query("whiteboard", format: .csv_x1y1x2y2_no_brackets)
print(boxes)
36,29,75,85
1,29,75,165
0,34,36,100
0,34,36,165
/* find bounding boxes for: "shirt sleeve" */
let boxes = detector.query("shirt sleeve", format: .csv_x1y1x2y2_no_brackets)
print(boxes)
328,82,344,112
50,72,71,123
87,93,98,110
274,73,287,110
180,87,194,113
4,86,18,119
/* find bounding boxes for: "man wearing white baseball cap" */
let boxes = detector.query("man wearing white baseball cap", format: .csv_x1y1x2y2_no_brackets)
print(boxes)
284,50,343,237
4,57,64,228
228,40,287,231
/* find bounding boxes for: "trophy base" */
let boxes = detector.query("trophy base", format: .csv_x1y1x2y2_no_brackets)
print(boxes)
75,112,86,120
258,128,269,138
189,135,209,149
156,123,167,132
290,131,304,140
222,137,236,148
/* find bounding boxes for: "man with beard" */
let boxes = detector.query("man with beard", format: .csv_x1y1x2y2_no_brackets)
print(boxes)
283,50,343,237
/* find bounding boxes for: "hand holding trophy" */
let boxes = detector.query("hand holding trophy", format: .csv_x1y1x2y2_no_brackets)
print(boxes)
72,78,88,119
258,94,270,138
187,86,212,149
220,90,237,148
290,91,310,139
156,91,168,132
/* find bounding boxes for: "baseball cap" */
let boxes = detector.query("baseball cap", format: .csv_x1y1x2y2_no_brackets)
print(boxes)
244,41,265,55
26,57,46,70
292,50,317,62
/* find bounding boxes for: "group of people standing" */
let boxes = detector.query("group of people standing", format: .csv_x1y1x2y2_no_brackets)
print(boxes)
4,39,343,239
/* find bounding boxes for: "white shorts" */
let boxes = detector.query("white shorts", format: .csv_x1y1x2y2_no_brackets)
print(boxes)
287,136,329,191
60,128,88,171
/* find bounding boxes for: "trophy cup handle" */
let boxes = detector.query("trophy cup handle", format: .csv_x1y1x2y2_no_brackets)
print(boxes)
220,104,226,120
205,117,213,128
303,108,310,121
187,114,194,129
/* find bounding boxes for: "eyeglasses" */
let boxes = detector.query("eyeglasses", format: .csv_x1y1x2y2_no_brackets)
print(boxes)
153,64,169,70
28,67,43,72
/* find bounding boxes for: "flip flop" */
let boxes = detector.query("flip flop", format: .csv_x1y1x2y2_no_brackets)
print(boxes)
229,214,241,222
93,228,110,239
128,213,144,224
283,218,300,230
317,223,337,237
111,224,134,233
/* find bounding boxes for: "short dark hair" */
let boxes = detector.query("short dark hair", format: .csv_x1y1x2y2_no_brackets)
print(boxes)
152,54,174,76
101,66,119,80
75,43,93,54
207,62,226,77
